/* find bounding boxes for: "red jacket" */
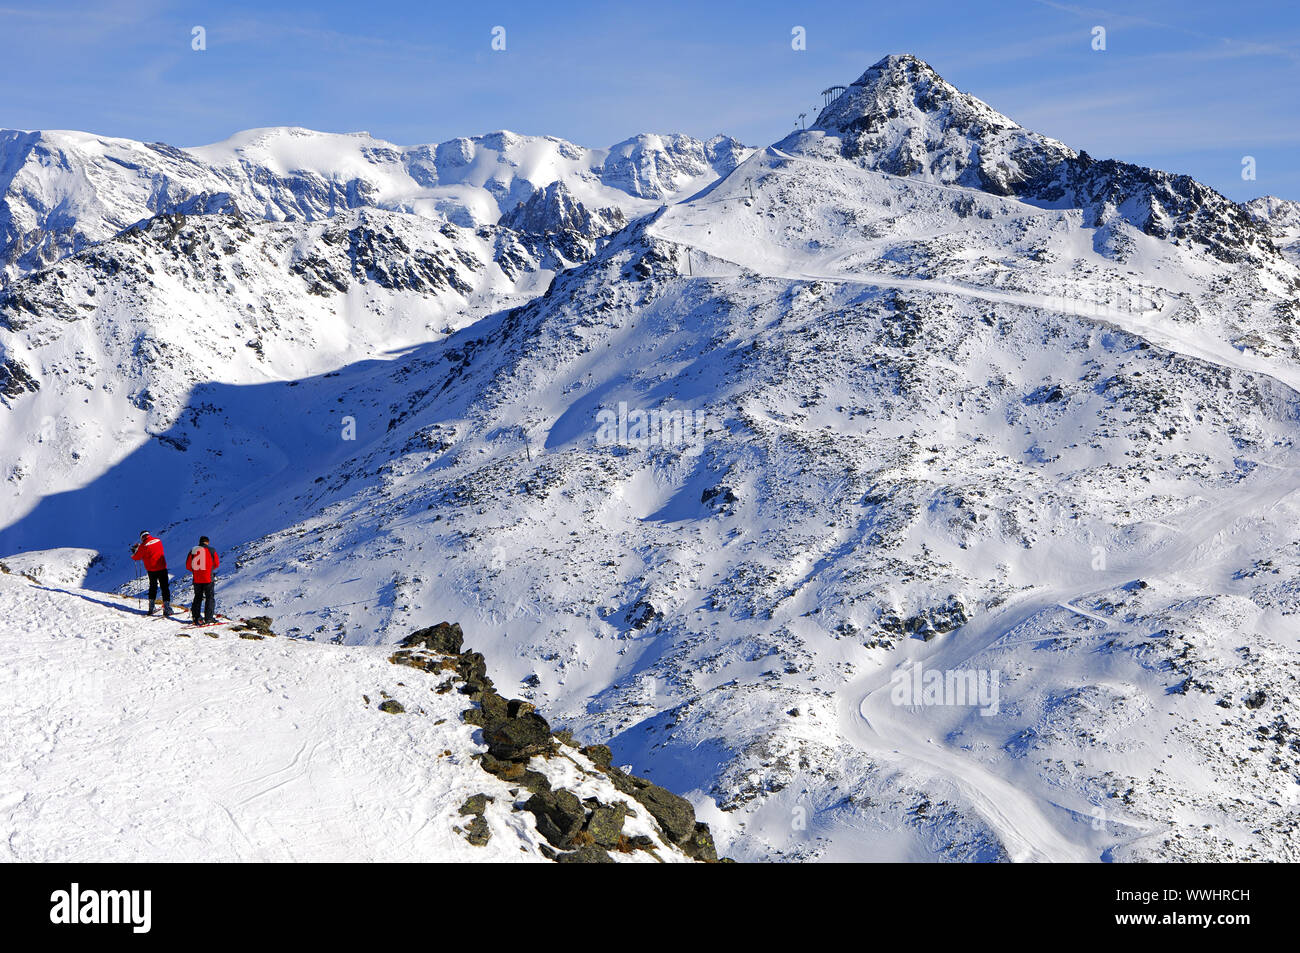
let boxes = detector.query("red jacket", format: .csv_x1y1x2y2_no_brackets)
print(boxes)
132,535,167,572
185,545,220,584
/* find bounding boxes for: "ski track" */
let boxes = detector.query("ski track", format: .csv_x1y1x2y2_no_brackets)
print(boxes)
834,465,1300,862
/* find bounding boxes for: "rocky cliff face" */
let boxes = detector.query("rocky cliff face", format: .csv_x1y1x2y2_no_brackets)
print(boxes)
497,181,628,269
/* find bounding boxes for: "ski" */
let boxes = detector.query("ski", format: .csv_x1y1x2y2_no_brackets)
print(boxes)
160,611,231,624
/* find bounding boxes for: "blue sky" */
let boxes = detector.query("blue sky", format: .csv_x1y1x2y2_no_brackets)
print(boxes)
1,0,1297,201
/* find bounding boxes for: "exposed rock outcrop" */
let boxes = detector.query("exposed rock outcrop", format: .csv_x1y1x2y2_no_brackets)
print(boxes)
390,621,726,863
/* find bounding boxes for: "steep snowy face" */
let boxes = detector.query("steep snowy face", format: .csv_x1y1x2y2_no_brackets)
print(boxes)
0,126,752,284
809,54,1273,263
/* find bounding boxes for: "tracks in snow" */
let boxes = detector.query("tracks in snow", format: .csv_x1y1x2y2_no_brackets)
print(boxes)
837,462,1300,862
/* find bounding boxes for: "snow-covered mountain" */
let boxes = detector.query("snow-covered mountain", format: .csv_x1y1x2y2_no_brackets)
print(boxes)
1246,195,1300,265
0,126,749,283
4,54,1300,863
812,54,1276,265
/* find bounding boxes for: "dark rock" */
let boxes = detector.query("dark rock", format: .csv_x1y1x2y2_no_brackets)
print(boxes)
463,814,491,847
483,711,554,761
478,753,526,782
400,621,464,655
584,803,627,847
581,744,614,770
607,768,696,844
232,616,277,638
478,689,509,725
879,597,968,641
507,698,536,718
626,599,659,630
455,651,493,694
555,846,615,863
519,769,553,796
524,789,586,848
681,821,718,862
701,484,738,510
459,793,494,816
0,356,40,403
530,812,567,848
1244,690,1267,710
377,699,405,714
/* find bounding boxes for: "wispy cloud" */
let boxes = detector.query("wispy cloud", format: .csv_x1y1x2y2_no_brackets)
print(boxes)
1030,0,1300,63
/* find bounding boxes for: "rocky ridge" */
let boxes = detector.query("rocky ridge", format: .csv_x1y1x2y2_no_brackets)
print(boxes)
390,621,722,862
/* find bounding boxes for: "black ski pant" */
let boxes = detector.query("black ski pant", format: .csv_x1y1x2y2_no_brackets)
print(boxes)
147,569,171,610
192,582,215,624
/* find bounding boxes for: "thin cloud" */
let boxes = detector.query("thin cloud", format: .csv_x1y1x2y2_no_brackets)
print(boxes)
1029,0,1300,63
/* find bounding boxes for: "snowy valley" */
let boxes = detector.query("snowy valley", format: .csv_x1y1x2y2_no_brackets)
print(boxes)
2,54,1299,863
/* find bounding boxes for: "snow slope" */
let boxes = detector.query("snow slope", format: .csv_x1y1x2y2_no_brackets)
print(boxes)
0,569,708,862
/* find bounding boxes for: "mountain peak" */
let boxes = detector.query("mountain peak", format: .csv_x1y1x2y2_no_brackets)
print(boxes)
814,52,1060,182
852,52,941,84
802,53,1273,262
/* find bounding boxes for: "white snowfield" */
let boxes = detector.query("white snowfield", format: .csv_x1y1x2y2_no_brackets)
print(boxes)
0,573,693,862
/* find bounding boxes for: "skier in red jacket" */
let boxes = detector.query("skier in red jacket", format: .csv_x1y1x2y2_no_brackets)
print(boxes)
185,536,220,625
130,531,173,617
